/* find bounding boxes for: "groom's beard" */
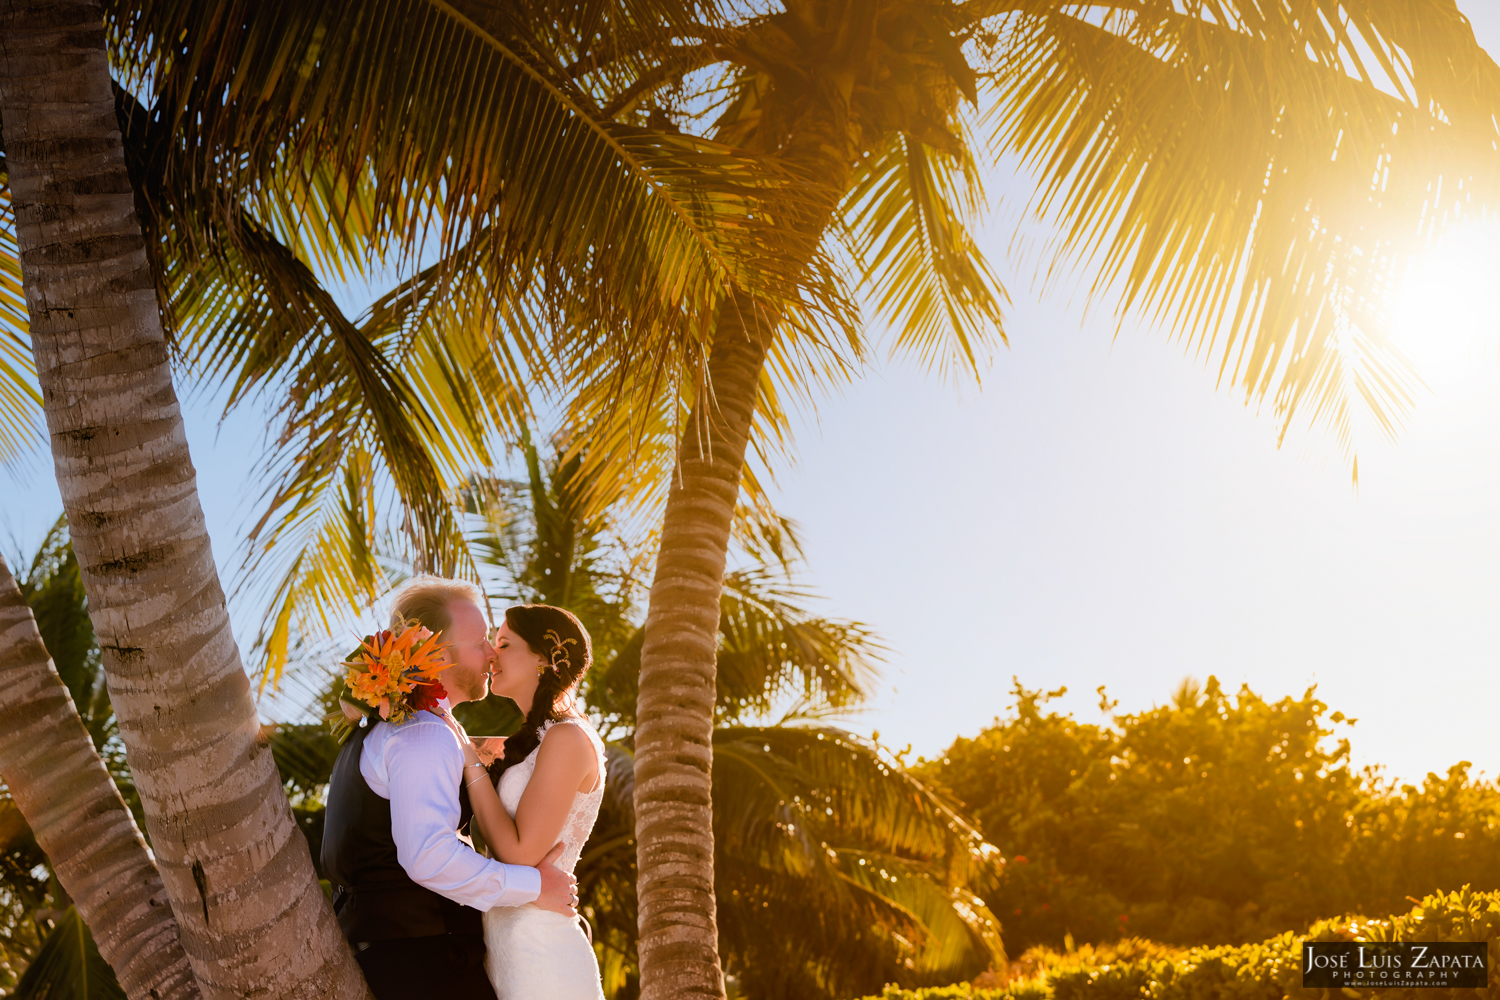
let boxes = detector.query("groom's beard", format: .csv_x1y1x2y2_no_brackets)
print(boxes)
446,667,489,705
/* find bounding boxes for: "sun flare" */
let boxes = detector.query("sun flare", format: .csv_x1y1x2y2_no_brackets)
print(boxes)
1391,223,1500,385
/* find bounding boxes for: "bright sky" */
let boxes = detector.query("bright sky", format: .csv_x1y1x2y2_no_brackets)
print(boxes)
4,4,1500,784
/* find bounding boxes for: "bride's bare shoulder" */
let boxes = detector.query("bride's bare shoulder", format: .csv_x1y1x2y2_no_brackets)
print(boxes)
538,717,593,750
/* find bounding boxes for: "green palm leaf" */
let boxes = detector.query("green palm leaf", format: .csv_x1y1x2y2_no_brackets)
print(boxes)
842,127,1010,376
588,570,884,727
105,0,837,335
588,727,1003,999
12,907,126,1000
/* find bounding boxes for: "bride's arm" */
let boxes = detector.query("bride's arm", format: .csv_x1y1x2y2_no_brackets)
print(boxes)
453,722,597,868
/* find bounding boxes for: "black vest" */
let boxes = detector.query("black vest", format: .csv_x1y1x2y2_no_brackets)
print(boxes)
322,717,484,941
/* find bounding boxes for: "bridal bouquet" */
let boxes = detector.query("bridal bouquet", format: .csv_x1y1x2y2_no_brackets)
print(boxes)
334,621,452,737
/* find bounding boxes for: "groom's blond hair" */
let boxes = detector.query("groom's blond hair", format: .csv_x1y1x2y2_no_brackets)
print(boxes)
389,577,486,637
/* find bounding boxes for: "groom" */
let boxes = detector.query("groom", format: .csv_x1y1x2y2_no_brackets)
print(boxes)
322,577,578,1000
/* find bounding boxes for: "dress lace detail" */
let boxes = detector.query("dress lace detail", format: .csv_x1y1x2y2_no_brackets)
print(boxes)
495,717,606,875
483,715,607,1000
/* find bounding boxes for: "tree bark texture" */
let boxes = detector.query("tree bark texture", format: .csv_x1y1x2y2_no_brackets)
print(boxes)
634,292,772,1000
0,3,369,997
0,552,201,1000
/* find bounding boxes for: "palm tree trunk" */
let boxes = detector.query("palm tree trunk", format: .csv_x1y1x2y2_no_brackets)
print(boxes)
634,292,773,1000
0,3,368,997
0,553,201,1000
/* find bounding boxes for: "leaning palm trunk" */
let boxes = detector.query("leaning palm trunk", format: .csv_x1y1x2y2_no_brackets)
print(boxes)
0,554,200,1000
634,293,773,1000
0,2,367,997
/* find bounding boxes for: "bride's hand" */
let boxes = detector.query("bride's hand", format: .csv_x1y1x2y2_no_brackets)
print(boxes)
437,710,485,768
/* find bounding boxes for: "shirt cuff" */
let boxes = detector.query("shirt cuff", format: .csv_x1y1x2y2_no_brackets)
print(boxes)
495,863,542,907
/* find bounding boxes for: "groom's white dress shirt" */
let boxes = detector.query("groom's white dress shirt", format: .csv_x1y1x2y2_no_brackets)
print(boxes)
359,707,541,909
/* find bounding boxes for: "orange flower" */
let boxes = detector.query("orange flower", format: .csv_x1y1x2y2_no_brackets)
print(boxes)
343,622,453,725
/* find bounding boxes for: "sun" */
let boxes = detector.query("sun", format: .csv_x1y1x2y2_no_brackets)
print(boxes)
1390,222,1500,386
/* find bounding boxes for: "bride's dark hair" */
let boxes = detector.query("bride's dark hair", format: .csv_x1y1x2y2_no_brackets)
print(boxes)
492,604,592,777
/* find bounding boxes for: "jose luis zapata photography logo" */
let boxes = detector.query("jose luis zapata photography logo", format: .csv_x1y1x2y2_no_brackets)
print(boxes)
1303,942,1489,988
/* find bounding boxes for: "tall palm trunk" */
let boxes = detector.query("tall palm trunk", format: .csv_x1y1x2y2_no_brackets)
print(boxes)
0,3,368,997
0,553,201,1000
634,293,771,1000
633,56,859,986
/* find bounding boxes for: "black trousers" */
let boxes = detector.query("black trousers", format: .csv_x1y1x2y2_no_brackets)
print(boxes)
354,934,497,1000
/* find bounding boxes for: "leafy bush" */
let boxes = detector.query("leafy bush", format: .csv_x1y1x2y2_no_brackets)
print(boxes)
853,888,1500,1000
916,679,1500,952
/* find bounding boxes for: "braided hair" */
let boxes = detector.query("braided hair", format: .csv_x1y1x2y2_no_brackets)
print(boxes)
492,604,592,777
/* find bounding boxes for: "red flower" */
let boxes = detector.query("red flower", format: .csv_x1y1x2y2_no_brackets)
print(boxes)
409,681,448,714
1119,914,1129,922
1013,855,1028,864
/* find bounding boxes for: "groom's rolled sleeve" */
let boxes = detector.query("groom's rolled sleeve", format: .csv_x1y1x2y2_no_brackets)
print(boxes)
382,720,541,908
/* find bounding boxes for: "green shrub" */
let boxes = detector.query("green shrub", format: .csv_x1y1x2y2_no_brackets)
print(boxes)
854,888,1500,1000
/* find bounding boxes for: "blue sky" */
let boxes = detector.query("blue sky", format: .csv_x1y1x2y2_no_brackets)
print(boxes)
5,4,1500,781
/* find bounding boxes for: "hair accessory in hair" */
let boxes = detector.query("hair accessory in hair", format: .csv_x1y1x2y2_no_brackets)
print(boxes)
540,628,577,677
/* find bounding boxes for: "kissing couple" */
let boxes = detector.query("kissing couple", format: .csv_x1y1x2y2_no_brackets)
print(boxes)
322,577,609,1000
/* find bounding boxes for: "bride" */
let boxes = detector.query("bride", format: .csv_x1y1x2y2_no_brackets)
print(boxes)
444,604,607,1000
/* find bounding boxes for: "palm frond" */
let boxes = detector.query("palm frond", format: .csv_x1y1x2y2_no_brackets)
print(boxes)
105,0,840,345
560,278,864,545
0,155,40,464
588,571,884,727
842,127,1011,377
166,211,548,684
984,0,1500,458
715,570,884,720
11,907,126,1000
231,284,513,685
714,725,1002,996
585,729,1002,1000
731,502,805,574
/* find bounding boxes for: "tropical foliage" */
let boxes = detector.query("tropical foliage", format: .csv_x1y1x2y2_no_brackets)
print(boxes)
545,9,1500,991
917,678,1500,953
2,0,1485,730
2,1,1498,997
854,886,1500,1000
11,907,126,1000
82,0,846,689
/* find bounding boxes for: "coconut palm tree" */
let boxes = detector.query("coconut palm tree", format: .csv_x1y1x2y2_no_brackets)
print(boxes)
1,0,833,992
0,525,198,1000
0,2,370,992
542,5,1500,994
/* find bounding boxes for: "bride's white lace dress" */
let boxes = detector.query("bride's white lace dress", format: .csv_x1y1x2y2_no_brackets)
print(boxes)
483,717,607,1000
